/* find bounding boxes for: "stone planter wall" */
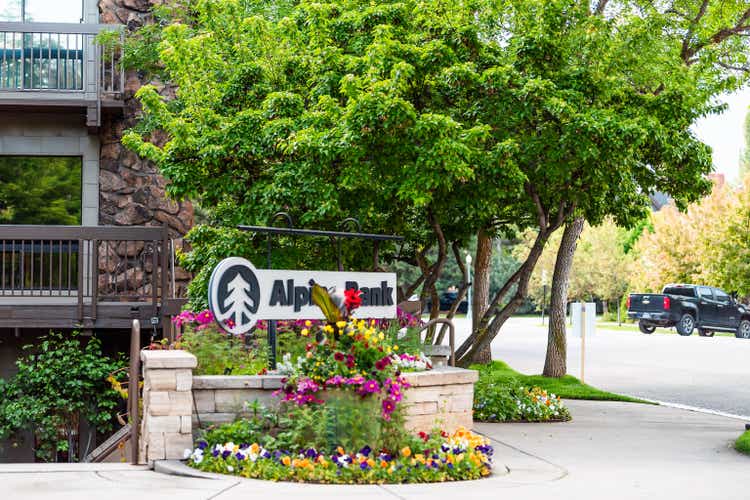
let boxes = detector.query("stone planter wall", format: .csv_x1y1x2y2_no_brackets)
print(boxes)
191,367,478,433
139,350,197,464
139,358,478,463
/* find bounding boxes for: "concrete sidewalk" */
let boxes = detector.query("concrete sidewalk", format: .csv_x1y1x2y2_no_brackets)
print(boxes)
2,401,747,499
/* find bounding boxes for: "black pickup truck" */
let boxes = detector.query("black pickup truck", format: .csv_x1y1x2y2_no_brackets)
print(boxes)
627,284,750,339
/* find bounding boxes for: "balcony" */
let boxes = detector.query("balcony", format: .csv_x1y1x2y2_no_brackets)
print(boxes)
0,22,123,128
0,225,184,331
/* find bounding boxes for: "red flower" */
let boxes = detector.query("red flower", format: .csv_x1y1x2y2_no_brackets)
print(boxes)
344,288,363,312
334,352,345,362
418,431,429,442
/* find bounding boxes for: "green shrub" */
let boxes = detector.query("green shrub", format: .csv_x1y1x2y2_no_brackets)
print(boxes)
0,332,125,462
179,327,267,375
473,365,571,422
736,430,750,455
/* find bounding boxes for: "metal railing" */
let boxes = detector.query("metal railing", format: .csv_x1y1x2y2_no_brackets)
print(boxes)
0,225,171,321
0,22,123,97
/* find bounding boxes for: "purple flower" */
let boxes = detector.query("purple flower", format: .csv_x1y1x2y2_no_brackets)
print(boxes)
361,380,380,394
235,452,245,460
221,450,231,459
359,445,372,457
305,448,318,459
382,398,396,415
359,461,369,470
197,441,208,450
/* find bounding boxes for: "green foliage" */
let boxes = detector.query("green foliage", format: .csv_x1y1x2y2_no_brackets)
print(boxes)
741,112,750,179
472,360,650,404
0,332,125,462
0,157,81,225
736,430,750,456
473,366,571,422
181,329,267,376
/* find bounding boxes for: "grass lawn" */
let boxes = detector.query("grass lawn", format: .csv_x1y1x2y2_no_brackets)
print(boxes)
736,430,750,455
472,360,653,404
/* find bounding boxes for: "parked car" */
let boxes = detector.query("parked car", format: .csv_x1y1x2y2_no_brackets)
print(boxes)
627,284,750,338
425,290,468,314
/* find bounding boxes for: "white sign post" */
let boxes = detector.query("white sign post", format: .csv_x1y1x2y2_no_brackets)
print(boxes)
571,302,596,384
208,257,397,335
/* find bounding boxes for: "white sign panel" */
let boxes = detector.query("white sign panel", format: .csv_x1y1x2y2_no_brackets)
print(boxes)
208,257,397,335
571,302,583,338
571,302,596,338
585,302,596,337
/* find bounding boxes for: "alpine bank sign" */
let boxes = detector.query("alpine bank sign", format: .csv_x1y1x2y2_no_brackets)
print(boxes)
208,257,397,334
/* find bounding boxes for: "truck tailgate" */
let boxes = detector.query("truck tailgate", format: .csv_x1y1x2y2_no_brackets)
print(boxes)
628,294,666,313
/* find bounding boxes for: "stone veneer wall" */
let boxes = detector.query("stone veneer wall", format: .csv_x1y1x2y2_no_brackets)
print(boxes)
98,0,194,295
191,367,478,434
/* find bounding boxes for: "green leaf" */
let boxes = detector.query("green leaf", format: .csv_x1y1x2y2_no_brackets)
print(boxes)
311,284,342,324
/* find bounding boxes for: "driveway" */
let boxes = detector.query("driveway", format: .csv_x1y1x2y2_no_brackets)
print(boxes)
453,316,750,417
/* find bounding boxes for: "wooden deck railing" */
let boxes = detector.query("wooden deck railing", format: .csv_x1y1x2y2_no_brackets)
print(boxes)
0,225,176,329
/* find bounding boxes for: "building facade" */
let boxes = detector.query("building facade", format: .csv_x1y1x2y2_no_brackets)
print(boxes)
0,0,193,334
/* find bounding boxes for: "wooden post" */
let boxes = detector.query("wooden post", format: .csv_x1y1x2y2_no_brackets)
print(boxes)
128,319,140,465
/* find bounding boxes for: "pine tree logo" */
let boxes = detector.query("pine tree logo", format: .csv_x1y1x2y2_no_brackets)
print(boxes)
208,257,260,334
221,272,257,325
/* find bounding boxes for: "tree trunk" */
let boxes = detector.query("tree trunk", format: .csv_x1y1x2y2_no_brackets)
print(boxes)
543,216,584,377
472,229,493,364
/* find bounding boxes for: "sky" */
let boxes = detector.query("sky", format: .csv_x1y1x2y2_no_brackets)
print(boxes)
693,87,750,184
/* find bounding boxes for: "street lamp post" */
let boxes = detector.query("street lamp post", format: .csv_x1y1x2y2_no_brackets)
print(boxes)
465,253,473,323
541,270,548,326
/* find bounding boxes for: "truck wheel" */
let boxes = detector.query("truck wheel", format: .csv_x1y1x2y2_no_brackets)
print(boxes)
736,320,750,339
698,329,715,337
638,321,656,334
676,313,695,336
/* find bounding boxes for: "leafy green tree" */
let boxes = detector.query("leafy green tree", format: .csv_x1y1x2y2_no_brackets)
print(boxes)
741,111,750,179
122,0,749,368
122,0,523,313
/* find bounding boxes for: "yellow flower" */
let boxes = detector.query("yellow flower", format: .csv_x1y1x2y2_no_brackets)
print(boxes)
367,458,375,468
305,320,312,327
282,456,291,466
301,328,309,337
336,321,347,329
323,325,334,333
378,332,385,340
393,345,399,351
385,347,392,354
401,446,411,457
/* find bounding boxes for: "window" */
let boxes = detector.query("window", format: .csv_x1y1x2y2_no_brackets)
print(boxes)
698,287,713,299
0,0,83,23
713,289,731,304
663,287,695,298
0,156,82,225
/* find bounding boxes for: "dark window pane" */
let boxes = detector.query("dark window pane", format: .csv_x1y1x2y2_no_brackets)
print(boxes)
663,287,695,298
0,156,81,225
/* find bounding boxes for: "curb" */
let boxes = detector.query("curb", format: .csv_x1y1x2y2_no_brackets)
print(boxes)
642,399,750,422
153,460,225,480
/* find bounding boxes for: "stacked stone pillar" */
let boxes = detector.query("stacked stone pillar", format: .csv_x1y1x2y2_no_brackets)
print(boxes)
139,350,197,464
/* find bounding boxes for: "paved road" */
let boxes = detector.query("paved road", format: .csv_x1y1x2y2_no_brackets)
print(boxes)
453,316,750,417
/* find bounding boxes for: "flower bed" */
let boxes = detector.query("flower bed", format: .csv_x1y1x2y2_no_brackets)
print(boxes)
186,427,493,483
473,367,571,423
176,284,492,483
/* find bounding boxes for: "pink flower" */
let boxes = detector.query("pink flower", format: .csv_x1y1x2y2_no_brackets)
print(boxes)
195,310,214,326
360,380,380,394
